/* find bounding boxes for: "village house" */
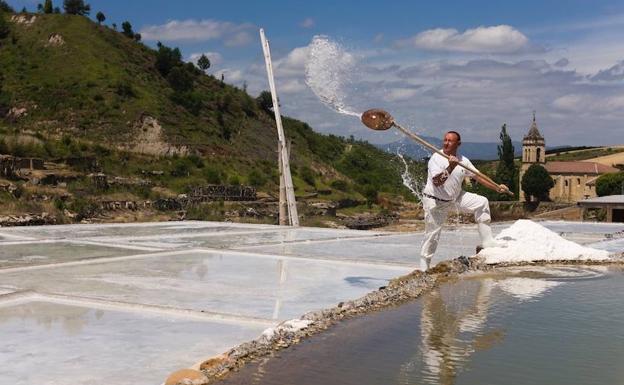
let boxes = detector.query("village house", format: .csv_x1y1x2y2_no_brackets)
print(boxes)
519,114,620,202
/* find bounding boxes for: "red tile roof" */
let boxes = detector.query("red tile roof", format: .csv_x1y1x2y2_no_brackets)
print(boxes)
544,161,620,174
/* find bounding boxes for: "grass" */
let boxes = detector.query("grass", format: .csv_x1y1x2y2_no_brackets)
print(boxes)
546,147,624,161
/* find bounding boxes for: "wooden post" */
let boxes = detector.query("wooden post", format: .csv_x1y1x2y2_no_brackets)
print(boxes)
278,142,287,225
260,28,299,226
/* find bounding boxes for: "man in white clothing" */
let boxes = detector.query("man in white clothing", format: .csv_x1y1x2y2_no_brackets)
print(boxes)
420,131,508,271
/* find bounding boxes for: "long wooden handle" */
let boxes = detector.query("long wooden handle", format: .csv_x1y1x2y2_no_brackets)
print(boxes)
392,122,514,197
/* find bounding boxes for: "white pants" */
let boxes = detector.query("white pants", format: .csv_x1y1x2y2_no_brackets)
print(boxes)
420,191,491,260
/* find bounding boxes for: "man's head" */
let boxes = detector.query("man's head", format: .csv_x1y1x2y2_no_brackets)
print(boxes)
442,131,461,155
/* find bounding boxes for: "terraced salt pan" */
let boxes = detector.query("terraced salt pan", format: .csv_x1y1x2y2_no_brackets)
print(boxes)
97,228,382,250
480,220,611,263
0,300,266,385
0,241,156,269
587,238,624,253
0,250,410,321
243,231,482,267
0,221,275,240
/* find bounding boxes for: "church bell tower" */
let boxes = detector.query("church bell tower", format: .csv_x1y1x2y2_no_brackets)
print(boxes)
519,112,545,201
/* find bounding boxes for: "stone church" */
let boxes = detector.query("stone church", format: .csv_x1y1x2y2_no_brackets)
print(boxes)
519,114,619,202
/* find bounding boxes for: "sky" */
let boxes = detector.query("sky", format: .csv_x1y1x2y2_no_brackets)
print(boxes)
10,0,624,146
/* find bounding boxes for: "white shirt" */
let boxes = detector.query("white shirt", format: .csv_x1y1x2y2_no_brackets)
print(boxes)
422,152,475,201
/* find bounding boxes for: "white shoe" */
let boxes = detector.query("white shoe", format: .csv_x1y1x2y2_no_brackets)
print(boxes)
419,257,431,271
477,222,503,248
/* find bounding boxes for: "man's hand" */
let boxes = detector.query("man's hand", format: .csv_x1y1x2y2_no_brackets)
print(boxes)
497,184,509,193
448,155,459,169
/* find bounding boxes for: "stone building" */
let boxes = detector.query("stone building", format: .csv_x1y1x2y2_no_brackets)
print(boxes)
519,114,619,202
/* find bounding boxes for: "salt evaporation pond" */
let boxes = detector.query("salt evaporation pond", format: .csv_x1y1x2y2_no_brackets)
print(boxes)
218,266,624,385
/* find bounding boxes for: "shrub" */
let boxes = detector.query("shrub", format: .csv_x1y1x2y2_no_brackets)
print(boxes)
167,66,194,92
596,172,624,196
171,158,192,177
203,167,222,184
363,186,378,208
115,82,135,98
0,9,10,39
170,90,202,115
187,154,204,168
248,169,267,187
330,179,349,191
299,166,316,186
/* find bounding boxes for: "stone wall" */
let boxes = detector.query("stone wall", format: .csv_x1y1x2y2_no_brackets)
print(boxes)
188,185,257,201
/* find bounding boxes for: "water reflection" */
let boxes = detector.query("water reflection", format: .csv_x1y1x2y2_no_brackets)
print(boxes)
399,279,502,385
217,267,623,385
272,259,288,320
0,301,94,335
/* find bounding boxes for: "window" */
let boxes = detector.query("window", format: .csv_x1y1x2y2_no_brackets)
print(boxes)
537,148,541,162
577,178,581,186
564,179,569,187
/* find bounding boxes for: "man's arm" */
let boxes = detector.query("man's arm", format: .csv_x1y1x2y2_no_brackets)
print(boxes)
472,174,509,194
432,155,459,186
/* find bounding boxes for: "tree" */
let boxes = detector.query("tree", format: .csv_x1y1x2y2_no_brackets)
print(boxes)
595,172,624,196
0,72,9,117
521,164,554,202
495,123,517,199
155,42,182,76
121,21,134,38
95,11,105,24
0,9,10,38
197,54,210,72
44,0,53,13
63,0,90,15
167,66,194,92
133,32,141,42
0,1,14,13
256,90,274,113
37,3,43,12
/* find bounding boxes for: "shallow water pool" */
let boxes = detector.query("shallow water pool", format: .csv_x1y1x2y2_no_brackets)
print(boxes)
219,265,624,385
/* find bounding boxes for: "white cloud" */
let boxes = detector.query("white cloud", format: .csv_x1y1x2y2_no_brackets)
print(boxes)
139,19,254,45
214,68,244,83
188,51,223,66
300,18,315,28
274,46,310,76
395,25,529,53
384,88,419,102
553,93,624,114
225,31,253,47
590,60,624,82
214,34,624,146
278,79,307,94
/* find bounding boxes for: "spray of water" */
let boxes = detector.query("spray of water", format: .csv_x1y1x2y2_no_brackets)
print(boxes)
397,152,423,201
305,35,361,118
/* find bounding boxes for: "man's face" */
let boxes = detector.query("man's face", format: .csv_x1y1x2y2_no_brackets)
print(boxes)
442,132,461,155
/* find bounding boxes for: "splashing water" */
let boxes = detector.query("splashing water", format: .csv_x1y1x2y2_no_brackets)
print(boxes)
397,152,423,200
305,36,361,117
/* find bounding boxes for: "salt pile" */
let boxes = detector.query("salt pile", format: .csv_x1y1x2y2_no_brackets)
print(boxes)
260,319,313,341
479,219,611,263
495,277,562,301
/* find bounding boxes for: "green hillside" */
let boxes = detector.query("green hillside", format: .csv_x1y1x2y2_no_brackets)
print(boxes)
0,11,420,224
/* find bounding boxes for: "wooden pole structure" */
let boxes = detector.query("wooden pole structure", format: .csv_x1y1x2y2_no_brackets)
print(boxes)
260,28,299,226
278,142,287,225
